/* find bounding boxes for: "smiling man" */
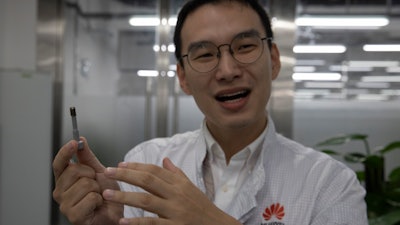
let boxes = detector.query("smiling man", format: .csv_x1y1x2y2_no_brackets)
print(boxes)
52,1,368,225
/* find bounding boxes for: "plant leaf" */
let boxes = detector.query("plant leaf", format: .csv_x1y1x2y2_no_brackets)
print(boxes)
316,134,368,147
343,152,366,163
377,141,400,155
389,167,400,183
385,188,400,204
368,209,400,225
356,171,365,182
366,192,390,218
320,149,340,155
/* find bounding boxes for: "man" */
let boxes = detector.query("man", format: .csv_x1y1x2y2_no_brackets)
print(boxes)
52,0,368,224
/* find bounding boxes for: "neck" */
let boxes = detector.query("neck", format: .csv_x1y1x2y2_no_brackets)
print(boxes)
206,117,268,162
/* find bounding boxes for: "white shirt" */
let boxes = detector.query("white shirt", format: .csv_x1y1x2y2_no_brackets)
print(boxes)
120,118,368,225
202,121,266,211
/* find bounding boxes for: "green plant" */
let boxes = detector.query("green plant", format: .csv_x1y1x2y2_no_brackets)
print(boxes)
316,134,400,225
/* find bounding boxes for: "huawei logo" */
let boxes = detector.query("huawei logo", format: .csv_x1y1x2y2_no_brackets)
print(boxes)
263,203,285,221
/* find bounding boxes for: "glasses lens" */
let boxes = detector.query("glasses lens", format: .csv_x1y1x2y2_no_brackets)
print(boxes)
231,34,263,64
187,42,219,73
185,34,264,73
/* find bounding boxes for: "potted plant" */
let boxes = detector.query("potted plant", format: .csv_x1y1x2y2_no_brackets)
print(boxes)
315,134,400,225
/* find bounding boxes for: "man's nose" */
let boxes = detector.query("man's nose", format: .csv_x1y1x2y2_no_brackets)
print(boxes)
215,46,241,81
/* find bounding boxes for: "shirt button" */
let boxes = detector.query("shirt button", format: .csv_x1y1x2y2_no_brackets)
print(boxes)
222,185,229,192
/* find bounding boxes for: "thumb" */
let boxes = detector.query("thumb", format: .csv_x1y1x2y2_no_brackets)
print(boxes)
76,137,105,173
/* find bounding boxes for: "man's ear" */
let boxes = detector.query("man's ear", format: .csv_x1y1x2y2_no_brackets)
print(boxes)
270,43,281,80
177,63,192,95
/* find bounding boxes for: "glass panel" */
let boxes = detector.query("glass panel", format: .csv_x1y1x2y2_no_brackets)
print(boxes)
62,0,159,168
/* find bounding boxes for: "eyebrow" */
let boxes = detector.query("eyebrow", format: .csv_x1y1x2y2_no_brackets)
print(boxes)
186,29,263,52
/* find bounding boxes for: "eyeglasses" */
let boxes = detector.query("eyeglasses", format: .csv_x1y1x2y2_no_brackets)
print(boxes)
180,32,271,73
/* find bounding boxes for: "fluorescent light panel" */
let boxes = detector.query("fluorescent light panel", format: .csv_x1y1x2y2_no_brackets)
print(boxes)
292,72,342,81
295,16,389,28
293,45,346,53
381,89,400,95
296,59,325,66
356,82,390,89
356,94,388,101
304,82,344,88
361,76,400,82
137,70,159,77
329,65,373,72
363,44,400,52
348,61,399,67
293,66,316,73
386,67,400,73
129,17,177,26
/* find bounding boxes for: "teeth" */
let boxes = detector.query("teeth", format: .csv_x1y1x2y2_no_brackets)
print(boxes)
219,91,247,98
216,90,249,102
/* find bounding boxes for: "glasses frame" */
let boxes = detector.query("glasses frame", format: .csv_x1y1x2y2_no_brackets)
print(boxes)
180,35,273,73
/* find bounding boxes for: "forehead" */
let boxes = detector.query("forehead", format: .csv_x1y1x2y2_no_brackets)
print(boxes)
180,2,264,48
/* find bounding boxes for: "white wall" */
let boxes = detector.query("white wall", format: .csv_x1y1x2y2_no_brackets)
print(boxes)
0,1,52,225
0,0,37,70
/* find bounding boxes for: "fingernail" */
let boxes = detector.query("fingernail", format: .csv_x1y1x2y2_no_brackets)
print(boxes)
103,189,114,200
68,141,75,152
119,218,129,225
118,162,128,168
105,167,117,176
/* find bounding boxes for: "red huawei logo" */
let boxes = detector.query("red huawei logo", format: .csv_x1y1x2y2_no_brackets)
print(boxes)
263,203,285,221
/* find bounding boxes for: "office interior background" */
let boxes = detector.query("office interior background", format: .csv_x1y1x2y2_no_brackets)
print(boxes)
0,0,399,224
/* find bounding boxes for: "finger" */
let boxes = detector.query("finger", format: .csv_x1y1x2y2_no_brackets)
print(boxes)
118,162,177,185
162,158,188,178
53,140,78,180
119,217,172,225
57,176,101,207
103,190,166,217
57,163,97,186
104,166,172,198
62,191,103,225
76,137,105,173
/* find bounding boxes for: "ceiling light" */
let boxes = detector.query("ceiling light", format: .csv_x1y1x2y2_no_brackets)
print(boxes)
129,17,160,26
386,67,400,73
361,76,400,82
295,16,389,28
293,45,346,53
296,59,325,66
329,65,373,72
293,66,316,73
137,70,159,77
304,82,344,88
129,16,177,26
153,44,175,52
271,17,297,30
363,44,400,52
356,82,390,88
292,73,342,81
348,61,399,67
381,89,400,95
356,94,388,101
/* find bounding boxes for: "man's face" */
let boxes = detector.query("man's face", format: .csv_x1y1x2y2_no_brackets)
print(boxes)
177,1,281,133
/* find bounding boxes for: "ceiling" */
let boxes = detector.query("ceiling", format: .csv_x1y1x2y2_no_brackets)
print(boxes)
67,0,400,101
294,0,400,101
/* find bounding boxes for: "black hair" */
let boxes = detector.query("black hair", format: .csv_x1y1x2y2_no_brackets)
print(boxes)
173,0,274,65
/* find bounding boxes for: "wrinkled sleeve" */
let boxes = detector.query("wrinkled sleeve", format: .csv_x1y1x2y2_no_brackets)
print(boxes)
311,167,368,225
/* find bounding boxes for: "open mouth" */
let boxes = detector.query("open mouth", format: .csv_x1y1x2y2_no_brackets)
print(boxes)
215,89,250,102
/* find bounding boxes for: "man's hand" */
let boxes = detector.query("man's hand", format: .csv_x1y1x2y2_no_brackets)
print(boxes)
103,158,241,225
52,138,123,225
